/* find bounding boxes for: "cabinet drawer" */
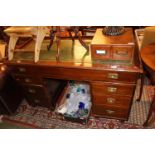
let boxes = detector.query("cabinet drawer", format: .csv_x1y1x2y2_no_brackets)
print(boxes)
112,45,134,61
91,81,135,96
91,45,111,60
92,104,129,120
22,84,46,97
25,95,51,108
92,94,132,108
13,74,42,85
9,65,37,75
22,84,52,109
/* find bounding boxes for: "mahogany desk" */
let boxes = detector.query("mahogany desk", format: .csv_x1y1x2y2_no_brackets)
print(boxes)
4,39,142,121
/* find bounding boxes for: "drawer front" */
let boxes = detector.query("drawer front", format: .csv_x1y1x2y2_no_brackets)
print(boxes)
111,45,134,61
41,66,138,83
9,65,37,75
22,85,46,97
22,85,52,108
25,95,51,108
91,81,135,96
92,94,132,108
91,45,111,60
92,104,129,120
13,74,42,85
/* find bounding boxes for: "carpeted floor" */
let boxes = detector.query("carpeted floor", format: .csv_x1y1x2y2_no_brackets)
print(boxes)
0,79,154,129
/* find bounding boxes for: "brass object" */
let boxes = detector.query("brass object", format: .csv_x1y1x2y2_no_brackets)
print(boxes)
107,73,119,79
28,88,36,93
116,50,128,56
107,86,117,93
34,99,40,103
25,78,31,83
106,110,115,114
18,67,26,72
107,97,116,104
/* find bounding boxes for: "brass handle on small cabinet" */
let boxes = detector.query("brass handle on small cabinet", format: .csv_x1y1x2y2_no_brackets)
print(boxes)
116,50,128,56
107,98,116,104
107,73,119,79
18,67,26,72
107,87,117,93
106,110,115,114
96,50,107,55
28,88,36,93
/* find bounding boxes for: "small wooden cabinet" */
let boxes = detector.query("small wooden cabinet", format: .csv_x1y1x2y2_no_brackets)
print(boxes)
91,28,135,64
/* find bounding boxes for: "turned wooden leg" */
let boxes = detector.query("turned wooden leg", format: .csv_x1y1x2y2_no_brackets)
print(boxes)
137,73,144,102
34,27,47,62
143,91,155,126
73,27,89,51
47,30,55,51
56,37,60,62
68,30,74,42
77,32,89,51
8,36,19,60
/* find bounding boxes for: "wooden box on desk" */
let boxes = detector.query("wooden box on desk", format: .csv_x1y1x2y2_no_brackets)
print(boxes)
90,28,135,64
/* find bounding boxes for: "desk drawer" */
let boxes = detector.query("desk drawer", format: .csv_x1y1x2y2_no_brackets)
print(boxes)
22,84,46,97
22,84,52,108
9,65,37,75
92,94,132,109
13,74,42,85
91,81,135,96
92,104,129,120
25,95,50,108
112,45,134,61
91,45,111,60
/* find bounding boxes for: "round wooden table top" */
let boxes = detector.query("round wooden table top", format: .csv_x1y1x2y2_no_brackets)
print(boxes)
141,43,155,71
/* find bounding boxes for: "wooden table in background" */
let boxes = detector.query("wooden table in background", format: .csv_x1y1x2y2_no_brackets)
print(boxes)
141,43,155,126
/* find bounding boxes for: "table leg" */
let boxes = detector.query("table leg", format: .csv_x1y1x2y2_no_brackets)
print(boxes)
143,90,155,126
137,73,144,102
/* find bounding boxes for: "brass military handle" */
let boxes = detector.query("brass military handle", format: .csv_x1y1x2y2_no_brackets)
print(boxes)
107,87,117,93
116,50,128,56
25,78,31,83
107,97,116,104
18,67,26,72
34,99,40,103
106,110,115,114
107,73,119,79
28,88,36,93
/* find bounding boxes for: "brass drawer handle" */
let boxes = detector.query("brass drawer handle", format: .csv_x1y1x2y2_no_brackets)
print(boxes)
34,99,40,103
106,110,115,114
18,67,26,72
25,78,31,83
107,87,117,93
96,50,107,55
28,88,36,93
107,97,116,104
116,50,128,56
107,73,119,79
